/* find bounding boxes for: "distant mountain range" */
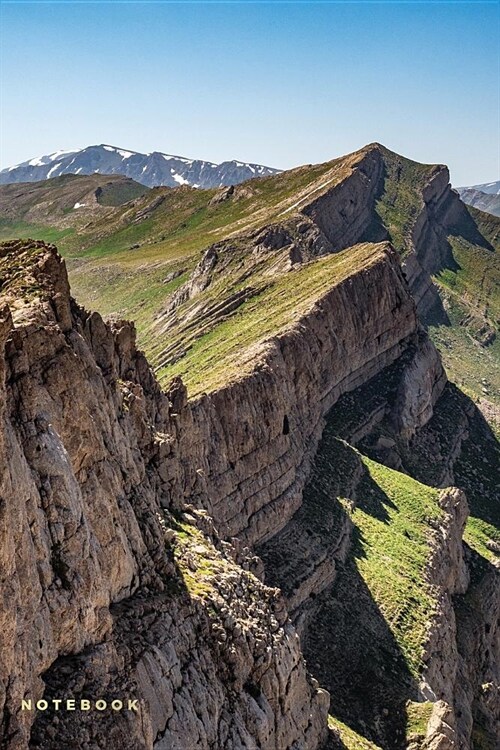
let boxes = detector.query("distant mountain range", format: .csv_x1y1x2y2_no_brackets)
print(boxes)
457,180,500,218
0,144,281,189
460,180,500,195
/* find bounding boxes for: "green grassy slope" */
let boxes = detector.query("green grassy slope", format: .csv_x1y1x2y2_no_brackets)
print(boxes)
0,154,353,260
152,242,388,395
295,425,445,748
353,455,442,676
368,148,500,410
430,206,500,408
1,144,499,416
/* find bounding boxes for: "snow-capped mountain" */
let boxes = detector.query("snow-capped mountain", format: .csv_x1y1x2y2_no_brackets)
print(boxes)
456,179,500,217
457,180,500,196
0,145,281,188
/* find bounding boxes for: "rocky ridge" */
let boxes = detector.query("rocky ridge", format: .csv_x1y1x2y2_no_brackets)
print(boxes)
161,241,424,547
0,141,498,750
151,144,495,397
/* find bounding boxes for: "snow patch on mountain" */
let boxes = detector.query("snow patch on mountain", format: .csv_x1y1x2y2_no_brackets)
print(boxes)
172,173,189,185
47,164,60,179
458,179,500,196
0,144,281,189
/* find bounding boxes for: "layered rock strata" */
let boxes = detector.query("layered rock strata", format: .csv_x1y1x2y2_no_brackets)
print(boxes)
0,240,327,749
0,234,492,750
162,242,428,549
0,235,434,749
300,146,476,324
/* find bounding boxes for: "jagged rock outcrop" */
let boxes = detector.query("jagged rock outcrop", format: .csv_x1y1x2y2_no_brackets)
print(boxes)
421,489,470,700
0,240,327,750
454,557,500,748
29,509,329,750
297,146,483,326
416,488,470,749
392,386,500,747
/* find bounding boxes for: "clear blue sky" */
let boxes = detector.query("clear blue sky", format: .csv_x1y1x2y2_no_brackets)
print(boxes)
0,1,498,185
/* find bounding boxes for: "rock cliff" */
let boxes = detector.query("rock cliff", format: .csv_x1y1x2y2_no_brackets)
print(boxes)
0,240,327,750
0,233,497,750
163,240,423,548
300,145,480,326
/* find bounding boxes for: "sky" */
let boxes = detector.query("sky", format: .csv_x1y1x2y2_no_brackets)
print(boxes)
0,0,499,186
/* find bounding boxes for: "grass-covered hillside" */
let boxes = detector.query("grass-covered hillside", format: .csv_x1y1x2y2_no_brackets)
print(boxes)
430,205,500,409
1,143,498,413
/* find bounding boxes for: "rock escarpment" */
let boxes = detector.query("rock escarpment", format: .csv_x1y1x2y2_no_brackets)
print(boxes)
0,234,496,750
157,242,447,557
402,388,500,748
0,236,437,749
2,234,440,749
300,146,386,251
297,145,480,325
0,240,327,750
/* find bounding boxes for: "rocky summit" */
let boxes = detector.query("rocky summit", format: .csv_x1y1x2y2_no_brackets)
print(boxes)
0,143,498,750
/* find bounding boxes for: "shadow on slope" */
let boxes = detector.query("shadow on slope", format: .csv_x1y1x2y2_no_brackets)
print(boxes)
303,547,416,750
448,204,495,252
402,383,500,561
260,421,438,750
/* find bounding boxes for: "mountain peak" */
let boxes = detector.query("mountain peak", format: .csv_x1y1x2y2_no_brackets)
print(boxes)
0,144,281,189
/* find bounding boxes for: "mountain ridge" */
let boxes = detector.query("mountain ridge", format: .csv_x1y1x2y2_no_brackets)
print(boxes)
458,179,500,196
0,141,499,749
456,185,500,217
0,143,281,189
1,142,498,410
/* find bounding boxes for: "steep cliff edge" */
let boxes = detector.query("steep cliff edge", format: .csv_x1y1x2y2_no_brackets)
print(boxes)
160,241,429,548
0,235,437,749
0,229,497,750
0,240,328,750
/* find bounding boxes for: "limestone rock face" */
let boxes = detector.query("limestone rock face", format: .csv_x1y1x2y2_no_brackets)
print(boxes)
165,243,420,548
0,241,170,747
301,147,386,251
297,147,474,327
418,488,470,746
0,241,327,750
30,511,329,750
421,701,457,750
0,236,488,750
392,332,447,440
